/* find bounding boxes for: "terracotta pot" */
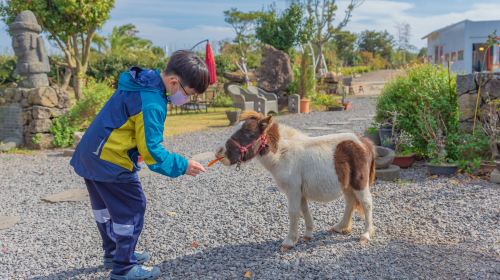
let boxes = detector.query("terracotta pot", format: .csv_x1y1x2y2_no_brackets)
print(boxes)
300,98,310,113
426,162,458,176
393,153,416,168
343,102,353,110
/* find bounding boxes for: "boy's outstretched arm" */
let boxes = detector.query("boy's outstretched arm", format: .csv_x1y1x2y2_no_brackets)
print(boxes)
135,104,204,177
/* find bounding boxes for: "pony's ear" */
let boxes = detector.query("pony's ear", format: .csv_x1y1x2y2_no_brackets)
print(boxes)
259,115,273,131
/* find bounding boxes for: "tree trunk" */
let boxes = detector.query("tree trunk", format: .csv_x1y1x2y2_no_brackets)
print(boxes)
61,67,72,90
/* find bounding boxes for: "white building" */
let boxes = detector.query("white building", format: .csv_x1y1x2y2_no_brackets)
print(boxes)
422,20,500,74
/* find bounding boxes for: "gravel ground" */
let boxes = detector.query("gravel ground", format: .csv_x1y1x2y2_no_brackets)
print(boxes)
1,96,499,279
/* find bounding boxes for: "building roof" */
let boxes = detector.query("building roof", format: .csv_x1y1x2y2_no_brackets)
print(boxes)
421,20,468,39
421,19,500,40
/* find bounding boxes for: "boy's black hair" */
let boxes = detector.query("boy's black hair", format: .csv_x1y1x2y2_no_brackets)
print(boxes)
164,50,209,94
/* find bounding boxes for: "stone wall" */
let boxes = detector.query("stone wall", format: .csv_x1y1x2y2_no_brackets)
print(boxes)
457,73,500,133
0,86,70,149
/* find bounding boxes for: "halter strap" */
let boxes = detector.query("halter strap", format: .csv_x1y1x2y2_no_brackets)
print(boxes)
230,134,268,164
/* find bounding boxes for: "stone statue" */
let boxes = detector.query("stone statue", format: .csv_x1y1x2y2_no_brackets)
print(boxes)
10,10,50,88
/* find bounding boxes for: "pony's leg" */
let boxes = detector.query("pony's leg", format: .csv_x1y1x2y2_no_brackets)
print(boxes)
331,189,356,234
301,196,314,241
354,187,374,243
281,190,301,250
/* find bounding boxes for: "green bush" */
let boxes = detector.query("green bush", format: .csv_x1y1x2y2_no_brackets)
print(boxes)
447,130,490,173
0,55,19,85
87,54,167,86
341,65,372,76
375,64,458,157
212,93,233,107
49,116,76,148
50,81,114,147
311,93,341,107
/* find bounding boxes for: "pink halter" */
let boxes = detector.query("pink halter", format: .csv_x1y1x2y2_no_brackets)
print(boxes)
229,134,269,164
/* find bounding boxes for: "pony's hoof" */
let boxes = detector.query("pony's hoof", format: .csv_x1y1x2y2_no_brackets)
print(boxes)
359,233,371,244
280,245,293,252
303,236,312,242
330,224,352,235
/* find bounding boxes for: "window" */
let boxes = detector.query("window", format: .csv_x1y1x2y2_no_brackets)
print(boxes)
458,50,464,61
434,46,439,64
439,46,444,64
451,52,457,61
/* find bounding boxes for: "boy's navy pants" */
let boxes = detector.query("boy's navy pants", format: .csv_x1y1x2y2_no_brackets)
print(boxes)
84,179,146,275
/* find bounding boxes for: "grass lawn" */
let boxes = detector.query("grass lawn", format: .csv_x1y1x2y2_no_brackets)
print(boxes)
164,107,232,137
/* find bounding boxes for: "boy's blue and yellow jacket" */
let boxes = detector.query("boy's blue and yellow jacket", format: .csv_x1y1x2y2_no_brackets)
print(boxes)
70,67,188,183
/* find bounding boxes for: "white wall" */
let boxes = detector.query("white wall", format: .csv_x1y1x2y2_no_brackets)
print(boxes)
426,21,466,73
426,20,500,74
465,20,500,73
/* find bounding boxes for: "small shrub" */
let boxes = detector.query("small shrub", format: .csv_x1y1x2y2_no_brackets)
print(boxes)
31,133,41,145
50,81,114,147
50,116,76,148
0,55,19,85
311,93,341,108
447,130,490,172
212,93,233,107
375,64,458,157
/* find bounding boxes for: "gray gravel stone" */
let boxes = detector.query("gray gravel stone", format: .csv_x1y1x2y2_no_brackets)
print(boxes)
1,97,499,279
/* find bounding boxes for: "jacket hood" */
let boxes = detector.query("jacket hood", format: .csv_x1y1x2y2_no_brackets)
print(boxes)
117,67,166,93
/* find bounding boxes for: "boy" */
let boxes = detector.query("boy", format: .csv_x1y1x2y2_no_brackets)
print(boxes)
70,50,209,280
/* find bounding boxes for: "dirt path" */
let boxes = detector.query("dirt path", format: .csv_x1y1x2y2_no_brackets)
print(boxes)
350,69,404,96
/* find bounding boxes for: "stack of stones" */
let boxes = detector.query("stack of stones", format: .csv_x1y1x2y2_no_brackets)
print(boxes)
457,73,500,133
0,86,70,149
375,146,400,181
0,10,70,150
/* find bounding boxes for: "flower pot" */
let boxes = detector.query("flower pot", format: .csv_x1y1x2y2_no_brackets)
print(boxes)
426,162,458,176
225,110,241,126
378,127,394,149
393,153,416,168
300,98,310,113
364,130,380,146
327,106,344,111
343,102,352,110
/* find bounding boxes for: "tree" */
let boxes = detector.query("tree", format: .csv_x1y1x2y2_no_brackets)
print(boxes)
304,0,363,73
223,8,262,85
0,0,115,99
332,30,357,66
358,30,394,62
96,24,164,59
255,2,311,55
395,22,415,65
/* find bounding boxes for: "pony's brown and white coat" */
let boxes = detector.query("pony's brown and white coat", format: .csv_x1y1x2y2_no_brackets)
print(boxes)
216,112,376,249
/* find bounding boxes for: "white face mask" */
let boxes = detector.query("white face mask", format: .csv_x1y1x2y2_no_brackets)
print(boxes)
169,90,189,106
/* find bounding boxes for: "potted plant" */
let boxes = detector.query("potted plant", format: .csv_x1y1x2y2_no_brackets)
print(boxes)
337,80,352,110
364,123,380,146
392,130,416,168
225,108,241,126
378,111,397,150
298,47,315,113
419,108,458,175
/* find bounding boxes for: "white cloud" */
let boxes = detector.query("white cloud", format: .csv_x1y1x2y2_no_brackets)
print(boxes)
338,1,500,49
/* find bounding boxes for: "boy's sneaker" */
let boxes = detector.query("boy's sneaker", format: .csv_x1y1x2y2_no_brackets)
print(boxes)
103,251,150,269
110,265,160,280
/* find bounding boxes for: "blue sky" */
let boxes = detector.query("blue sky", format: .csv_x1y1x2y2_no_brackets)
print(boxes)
1,0,499,54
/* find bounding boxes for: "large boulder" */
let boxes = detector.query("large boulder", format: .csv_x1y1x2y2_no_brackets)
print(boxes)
29,118,52,133
456,74,477,95
457,93,477,121
257,45,293,94
482,78,500,100
28,87,58,107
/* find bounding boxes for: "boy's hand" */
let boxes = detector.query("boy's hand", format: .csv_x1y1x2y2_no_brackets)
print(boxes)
186,159,207,176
